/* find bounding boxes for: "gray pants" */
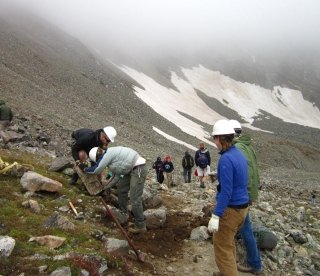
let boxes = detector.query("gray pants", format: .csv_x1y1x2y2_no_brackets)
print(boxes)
117,165,148,228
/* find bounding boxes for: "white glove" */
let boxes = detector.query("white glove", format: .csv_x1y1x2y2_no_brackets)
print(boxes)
208,214,219,233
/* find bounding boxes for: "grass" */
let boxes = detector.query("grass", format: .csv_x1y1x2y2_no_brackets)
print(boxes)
0,148,123,275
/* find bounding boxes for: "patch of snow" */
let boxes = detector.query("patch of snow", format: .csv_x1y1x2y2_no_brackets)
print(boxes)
119,65,320,145
153,127,199,151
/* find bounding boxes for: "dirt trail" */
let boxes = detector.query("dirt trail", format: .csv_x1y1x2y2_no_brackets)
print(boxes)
123,185,255,276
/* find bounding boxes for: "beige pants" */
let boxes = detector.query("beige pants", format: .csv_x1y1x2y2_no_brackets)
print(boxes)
164,172,174,186
213,207,248,276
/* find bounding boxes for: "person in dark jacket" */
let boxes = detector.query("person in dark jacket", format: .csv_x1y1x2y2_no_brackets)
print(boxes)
182,151,194,183
152,157,164,184
69,126,117,185
194,142,211,188
162,155,175,187
0,100,13,131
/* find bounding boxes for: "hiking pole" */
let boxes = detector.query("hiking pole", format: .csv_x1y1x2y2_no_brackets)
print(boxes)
100,198,146,263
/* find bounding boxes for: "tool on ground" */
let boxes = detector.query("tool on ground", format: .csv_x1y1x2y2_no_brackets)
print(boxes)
100,198,146,263
68,201,78,216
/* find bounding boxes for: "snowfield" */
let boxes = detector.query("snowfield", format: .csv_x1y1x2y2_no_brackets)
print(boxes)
121,65,320,143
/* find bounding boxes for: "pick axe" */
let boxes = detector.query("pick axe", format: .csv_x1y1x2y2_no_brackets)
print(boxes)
100,198,146,263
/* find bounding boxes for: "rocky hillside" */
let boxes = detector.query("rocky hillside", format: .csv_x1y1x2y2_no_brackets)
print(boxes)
0,6,320,276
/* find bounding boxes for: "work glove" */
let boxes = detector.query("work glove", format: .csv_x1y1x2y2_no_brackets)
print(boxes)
78,163,87,171
208,214,220,233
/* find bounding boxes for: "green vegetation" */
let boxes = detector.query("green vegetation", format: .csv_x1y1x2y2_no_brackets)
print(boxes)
0,148,122,275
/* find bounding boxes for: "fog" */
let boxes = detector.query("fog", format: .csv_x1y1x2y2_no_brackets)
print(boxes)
3,0,320,59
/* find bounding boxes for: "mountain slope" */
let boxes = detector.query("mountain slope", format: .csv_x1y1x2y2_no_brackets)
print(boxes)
0,7,319,173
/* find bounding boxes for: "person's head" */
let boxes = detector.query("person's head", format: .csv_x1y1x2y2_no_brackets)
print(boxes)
78,150,87,162
164,155,172,162
100,126,117,146
212,119,235,151
185,151,189,156
156,156,161,162
89,147,105,162
229,120,242,137
199,143,205,150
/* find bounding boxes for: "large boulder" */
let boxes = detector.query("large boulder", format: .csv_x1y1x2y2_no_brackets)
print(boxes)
20,171,62,192
253,224,278,250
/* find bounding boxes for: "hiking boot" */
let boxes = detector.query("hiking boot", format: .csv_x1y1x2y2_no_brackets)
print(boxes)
128,225,147,234
200,182,205,188
69,173,79,185
237,263,262,274
212,272,222,276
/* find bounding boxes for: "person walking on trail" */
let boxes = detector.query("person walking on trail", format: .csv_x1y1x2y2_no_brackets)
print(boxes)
152,156,164,184
182,151,194,183
85,146,148,234
69,126,117,185
311,190,316,205
195,142,211,188
0,100,13,131
230,119,263,274
162,155,175,187
208,119,249,276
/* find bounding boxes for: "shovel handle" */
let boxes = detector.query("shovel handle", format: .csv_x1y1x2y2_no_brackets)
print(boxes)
100,198,145,262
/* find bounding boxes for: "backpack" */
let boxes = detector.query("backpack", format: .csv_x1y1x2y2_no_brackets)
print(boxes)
197,154,208,169
183,156,194,169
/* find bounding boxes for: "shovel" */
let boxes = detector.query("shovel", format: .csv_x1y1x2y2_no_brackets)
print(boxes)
100,198,146,263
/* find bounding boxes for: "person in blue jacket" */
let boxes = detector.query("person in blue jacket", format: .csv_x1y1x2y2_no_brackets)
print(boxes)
208,119,249,276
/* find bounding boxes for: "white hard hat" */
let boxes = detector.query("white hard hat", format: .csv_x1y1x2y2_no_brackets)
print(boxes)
89,147,99,162
103,126,117,142
212,119,235,135
229,120,242,130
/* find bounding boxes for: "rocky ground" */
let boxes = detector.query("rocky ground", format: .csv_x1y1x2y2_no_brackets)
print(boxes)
1,8,320,275
0,121,319,275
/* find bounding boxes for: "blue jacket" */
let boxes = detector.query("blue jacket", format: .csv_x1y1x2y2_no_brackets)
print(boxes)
214,145,249,217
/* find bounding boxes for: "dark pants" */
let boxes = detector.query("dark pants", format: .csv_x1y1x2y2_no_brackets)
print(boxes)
183,168,192,183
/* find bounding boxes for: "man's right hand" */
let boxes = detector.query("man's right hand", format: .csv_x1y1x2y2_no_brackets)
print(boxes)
78,163,87,171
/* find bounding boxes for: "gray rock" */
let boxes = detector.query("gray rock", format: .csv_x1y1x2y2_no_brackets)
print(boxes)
190,226,210,241
144,208,166,229
44,213,75,230
48,156,72,172
289,229,308,244
103,237,129,254
20,171,62,192
0,235,15,257
142,187,163,209
22,199,41,213
50,266,71,276
106,206,128,225
0,130,25,143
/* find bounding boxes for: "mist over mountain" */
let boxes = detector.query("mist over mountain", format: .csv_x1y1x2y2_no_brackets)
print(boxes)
0,1,319,170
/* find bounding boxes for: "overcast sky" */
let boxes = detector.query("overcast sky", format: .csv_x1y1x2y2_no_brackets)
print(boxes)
4,0,320,56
